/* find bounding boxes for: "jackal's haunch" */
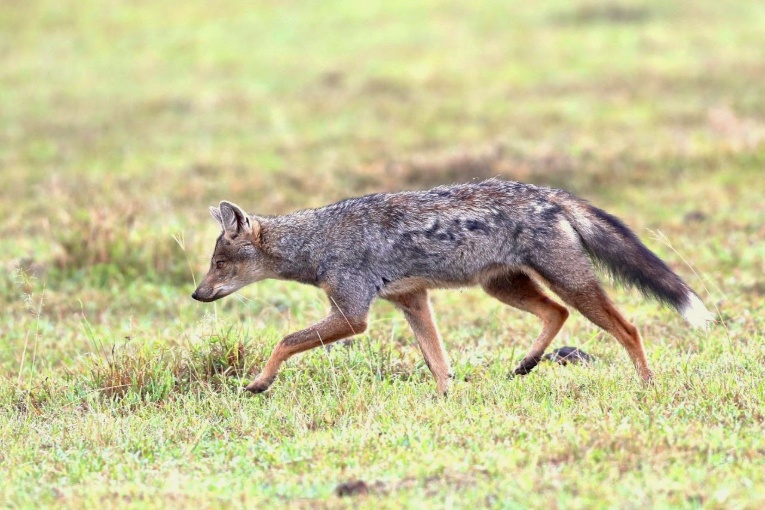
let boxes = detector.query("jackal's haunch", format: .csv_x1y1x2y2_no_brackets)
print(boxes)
192,178,714,395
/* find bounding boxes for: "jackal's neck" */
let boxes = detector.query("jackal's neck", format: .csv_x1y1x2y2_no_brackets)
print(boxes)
259,211,321,286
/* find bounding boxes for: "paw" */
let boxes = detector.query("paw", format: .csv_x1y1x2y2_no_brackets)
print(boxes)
640,369,655,385
436,375,452,397
513,356,541,376
245,377,274,394
513,366,533,376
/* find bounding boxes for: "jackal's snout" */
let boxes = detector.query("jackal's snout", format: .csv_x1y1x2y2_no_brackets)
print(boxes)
190,281,220,302
191,288,218,302
191,287,210,302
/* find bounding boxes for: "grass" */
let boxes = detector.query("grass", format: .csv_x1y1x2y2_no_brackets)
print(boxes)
1,0,765,507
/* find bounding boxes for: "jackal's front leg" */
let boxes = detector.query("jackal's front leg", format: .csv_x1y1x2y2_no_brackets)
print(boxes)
388,290,453,396
245,313,368,393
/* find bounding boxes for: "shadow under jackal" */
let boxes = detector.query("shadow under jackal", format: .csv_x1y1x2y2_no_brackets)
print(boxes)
192,178,713,395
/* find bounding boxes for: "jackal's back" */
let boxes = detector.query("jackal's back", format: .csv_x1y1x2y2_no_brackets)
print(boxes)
267,179,566,290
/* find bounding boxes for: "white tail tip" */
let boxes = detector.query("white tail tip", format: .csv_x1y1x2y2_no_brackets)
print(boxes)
681,293,715,330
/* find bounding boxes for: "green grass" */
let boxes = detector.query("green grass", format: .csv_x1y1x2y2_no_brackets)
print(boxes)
2,0,765,507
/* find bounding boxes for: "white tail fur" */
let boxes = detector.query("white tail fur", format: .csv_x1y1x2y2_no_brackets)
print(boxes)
681,293,715,329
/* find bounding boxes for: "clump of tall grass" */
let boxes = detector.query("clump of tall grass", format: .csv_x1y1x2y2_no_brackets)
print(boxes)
84,328,259,403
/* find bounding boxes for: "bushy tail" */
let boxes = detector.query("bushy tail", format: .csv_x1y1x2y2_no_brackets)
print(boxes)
556,195,714,329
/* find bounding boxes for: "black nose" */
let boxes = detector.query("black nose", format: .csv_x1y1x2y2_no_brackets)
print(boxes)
191,291,198,300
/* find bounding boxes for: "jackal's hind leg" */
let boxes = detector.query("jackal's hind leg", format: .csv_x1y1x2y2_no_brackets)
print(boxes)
482,273,569,376
547,279,653,383
387,290,452,396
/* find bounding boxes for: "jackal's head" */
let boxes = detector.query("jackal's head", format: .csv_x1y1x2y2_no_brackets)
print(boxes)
191,201,276,302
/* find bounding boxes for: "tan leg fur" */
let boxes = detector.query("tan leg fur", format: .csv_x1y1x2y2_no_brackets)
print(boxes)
547,279,653,382
482,273,570,375
245,313,367,393
387,290,453,396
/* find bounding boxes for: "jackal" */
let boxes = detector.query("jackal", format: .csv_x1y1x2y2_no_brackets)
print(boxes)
192,178,713,395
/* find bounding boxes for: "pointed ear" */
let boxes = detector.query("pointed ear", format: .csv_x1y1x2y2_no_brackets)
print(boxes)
218,201,261,243
209,206,223,228
219,201,251,237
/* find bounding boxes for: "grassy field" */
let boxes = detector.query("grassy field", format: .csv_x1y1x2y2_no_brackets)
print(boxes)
2,0,765,507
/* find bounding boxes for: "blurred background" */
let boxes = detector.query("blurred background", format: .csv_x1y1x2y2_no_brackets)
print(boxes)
1,0,763,315
3,2,765,505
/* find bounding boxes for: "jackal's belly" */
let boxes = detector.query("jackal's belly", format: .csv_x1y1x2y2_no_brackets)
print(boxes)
377,265,511,298
378,277,460,298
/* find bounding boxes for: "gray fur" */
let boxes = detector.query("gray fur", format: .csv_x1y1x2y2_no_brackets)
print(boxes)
193,178,701,318
191,178,712,392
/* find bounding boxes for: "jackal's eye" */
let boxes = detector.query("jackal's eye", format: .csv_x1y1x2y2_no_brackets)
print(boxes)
216,261,226,269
